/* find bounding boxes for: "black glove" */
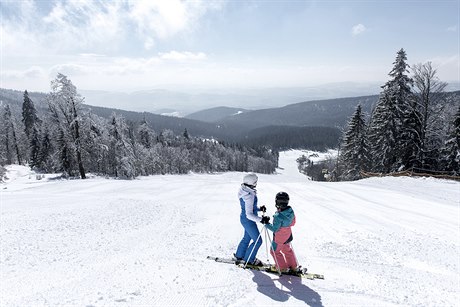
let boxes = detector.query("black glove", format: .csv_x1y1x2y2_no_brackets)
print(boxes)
260,216,270,225
259,205,267,213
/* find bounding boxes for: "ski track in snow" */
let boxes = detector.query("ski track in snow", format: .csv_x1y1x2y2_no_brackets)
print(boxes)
1,150,459,307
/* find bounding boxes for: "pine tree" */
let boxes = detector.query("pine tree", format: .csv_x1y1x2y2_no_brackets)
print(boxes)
1,105,22,165
22,90,40,138
368,90,399,172
137,117,155,149
387,48,417,170
399,94,422,170
29,125,41,169
339,105,369,180
183,128,190,140
368,48,415,172
37,124,53,172
440,106,460,174
1,105,13,165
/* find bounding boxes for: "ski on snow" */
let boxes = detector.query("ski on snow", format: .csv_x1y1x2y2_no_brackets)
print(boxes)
206,256,324,280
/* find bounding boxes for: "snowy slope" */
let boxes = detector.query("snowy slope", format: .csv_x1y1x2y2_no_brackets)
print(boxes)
1,150,459,307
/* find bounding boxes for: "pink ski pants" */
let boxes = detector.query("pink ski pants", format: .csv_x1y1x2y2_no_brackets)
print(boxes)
270,243,298,270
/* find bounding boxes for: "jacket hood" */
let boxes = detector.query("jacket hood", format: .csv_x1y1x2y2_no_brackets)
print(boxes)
240,183,256,193
277,206,294,220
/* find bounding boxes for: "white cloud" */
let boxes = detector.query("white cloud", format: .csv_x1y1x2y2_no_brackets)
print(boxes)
79,53,107,58
427,54,460,78
3,50,208,88
0,58,389,92
446,25,457,32
43,2,66,25
49,63,92,77
144,38,155,51
128,0,188,40
159,51,207,61
351,24,367,36
1,66,47,80
42,1,125,52
2,1,126,56
127,0,224,50
425,54,459,68
1,0,224,56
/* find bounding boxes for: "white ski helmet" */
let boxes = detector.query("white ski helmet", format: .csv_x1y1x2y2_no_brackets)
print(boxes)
243,173,258,187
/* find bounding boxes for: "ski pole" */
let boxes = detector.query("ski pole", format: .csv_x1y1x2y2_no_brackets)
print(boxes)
244,227,263,269
263,224,271,263
264,226,281,275
260,212,270,263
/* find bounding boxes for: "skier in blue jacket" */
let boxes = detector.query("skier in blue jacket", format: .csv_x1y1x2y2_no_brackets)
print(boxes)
234,173,270,266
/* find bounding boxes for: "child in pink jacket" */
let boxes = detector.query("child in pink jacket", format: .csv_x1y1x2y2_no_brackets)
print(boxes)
265,192,298,271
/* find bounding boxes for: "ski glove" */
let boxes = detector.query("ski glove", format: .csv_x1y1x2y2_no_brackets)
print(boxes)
259,205,267,213
260,216,270,224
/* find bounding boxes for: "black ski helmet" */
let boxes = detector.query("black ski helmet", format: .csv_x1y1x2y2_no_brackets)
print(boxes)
275,192,290,209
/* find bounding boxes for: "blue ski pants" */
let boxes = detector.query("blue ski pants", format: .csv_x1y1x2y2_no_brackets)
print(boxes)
235,218,262,263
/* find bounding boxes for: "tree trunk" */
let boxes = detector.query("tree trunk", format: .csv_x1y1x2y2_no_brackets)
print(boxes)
11,124,22,165
72,100,86,179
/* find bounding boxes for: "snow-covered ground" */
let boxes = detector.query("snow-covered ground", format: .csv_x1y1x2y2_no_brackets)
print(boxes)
1,150,459,307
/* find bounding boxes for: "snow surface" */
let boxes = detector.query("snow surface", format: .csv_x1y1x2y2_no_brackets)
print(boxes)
1,150,459,307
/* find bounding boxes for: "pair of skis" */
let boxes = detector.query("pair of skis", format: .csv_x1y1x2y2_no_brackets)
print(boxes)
207,256,324,280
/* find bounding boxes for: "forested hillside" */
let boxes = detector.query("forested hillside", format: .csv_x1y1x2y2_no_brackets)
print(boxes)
0,75,277,179
240,126,340,151
0,87,356,150
217,95,379,130
185,106,249,122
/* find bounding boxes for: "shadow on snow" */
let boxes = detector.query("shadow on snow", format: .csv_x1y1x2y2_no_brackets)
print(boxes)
252,271,323,307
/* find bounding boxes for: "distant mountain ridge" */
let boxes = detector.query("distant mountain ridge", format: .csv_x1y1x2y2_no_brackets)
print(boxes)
78,83,388,115
216,95,380,130
2,87,458,150
185,106,250,123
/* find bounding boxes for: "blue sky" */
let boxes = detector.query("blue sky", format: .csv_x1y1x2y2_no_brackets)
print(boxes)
1,0,458,93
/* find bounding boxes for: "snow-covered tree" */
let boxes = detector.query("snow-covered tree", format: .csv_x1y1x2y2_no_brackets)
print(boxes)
47,74,86,178
29,125,41,169
339,105,369,180
440,106,460,174
137,117,155,149
387,48,418,170
37,123,54,172
22,90,40,139
1,105,23,165
108,113,136,178
368,48,415,172
367,90,399,172
183,128,190,140
398,93,422,170
82,112,110,175
412,62,448,169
